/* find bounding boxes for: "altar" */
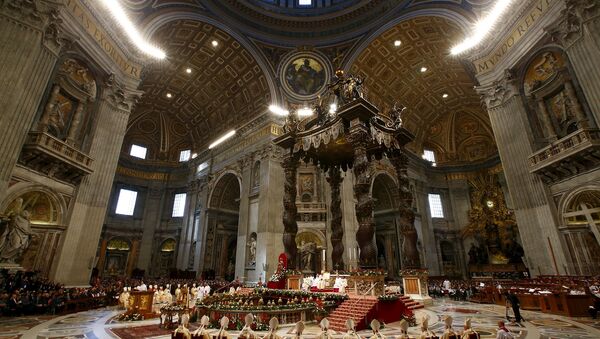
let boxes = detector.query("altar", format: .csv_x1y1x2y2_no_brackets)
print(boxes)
125,291,155,319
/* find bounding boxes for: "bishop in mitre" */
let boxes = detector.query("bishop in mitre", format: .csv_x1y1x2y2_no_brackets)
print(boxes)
192,315,211,339
398,319,412,339
343,319,362,339
441,316,458,339
417,316,437,339
262,317,282,339
369,319,385,339
461,318,479,339
293,321,305,339
239,313,259,339
315,318,334,339
215,316,231,339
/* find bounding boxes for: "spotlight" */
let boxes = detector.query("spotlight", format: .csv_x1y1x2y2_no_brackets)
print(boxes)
394,40,402,47
297,107,313,116
269,105,289,116
166,93,173,98
209,130,236,149
211,40,219,47
191,153,198,159
442,93,449,98
186,68,192,74
420,67,428,73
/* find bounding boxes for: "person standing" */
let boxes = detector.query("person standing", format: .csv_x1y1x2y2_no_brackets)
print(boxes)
505,292,523,323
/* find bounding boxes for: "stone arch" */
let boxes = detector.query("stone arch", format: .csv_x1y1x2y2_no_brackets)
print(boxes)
371,172,401,277
204,172,242,280
104,237,131,277
1,183,67,226
557,186,600,275
371,172,398,212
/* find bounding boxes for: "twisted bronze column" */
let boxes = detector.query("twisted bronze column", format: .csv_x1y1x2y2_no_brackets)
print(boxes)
327,166,344,270
390,150,420,268
348,123,376,267
282,152,300,269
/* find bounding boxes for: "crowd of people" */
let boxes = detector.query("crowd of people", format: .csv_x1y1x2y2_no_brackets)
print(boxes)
0,270,235,317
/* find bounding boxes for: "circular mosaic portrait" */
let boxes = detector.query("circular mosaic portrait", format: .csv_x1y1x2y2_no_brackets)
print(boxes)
280,52,330,100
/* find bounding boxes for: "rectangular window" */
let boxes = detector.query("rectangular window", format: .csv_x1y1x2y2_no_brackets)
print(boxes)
428,193,444,218
179,149,191,162
299,0,312,5
197,161,208,173
172,193,187,217
422,149,436,166
115,189,138,215
130,144,147,159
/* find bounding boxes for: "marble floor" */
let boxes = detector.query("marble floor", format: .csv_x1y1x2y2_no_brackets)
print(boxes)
2,299,599,339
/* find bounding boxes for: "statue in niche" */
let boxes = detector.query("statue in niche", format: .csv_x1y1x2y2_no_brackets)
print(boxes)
387,101,406,129
299,241,316,272
247,233,257,266
0,198,33,264
283,111,299,133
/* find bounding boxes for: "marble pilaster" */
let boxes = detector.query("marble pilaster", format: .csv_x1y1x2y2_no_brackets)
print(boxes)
235,157,252,280
52,78,140,286
478,72,569,276
0,1,63,202
137,184,166,274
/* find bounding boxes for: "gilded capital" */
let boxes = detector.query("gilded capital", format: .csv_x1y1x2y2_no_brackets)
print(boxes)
103,74,142,112
476,70,519,109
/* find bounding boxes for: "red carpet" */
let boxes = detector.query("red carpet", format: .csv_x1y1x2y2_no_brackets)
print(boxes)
328,295,378,331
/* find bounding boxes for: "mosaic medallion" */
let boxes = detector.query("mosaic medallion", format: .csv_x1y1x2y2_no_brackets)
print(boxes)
280,51,331,100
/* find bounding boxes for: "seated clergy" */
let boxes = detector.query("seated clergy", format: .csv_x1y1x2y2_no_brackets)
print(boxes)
441,316,458,339
262,317,282,339
461,319,479,339
369,319,385,339
174,323,192,339
315,318,334,339
418,316,438,339
192,315,211,339
239,314,259,339
293,321,305,339
343,319,362,339
214,316,231,339
398,319,413,339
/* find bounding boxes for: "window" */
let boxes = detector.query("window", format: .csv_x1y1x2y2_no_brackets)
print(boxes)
179,149,191,162
197,161,208,173
115,189,138,215
172,193,187,217
130,144,147,159
422,149,436,166
299,0,312,5
428,193,444,218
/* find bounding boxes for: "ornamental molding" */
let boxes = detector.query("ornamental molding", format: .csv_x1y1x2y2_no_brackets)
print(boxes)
476,70,520,109
546,0,599,49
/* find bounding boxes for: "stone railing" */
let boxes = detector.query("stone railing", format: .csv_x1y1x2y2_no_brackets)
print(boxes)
529,128,600,173
25,132,94,169
296,202,327,211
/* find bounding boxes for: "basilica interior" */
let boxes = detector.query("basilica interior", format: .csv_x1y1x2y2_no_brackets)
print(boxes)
1,0,600,338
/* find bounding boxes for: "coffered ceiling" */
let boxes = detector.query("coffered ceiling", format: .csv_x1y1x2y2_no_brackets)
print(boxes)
350,16,497,165
124,19,271,162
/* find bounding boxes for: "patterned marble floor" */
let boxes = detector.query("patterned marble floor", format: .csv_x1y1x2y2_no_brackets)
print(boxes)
2,299,599,339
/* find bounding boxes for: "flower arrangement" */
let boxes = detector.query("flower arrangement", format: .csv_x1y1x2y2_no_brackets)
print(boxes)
117,312,144,321
378,294,399,302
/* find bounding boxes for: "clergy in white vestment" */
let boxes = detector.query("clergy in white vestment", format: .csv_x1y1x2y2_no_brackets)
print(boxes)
369,319,385,339
262,317,282,339
314,318,334,339
342,319,362,339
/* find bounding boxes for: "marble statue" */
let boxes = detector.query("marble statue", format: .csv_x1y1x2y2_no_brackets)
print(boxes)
248,235,257,266
0,198,33,264
299,241,315,271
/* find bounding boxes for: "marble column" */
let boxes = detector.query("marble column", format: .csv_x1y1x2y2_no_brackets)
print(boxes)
177,178,198,270
52,78,140,286
548,1,600,124
477,72,569,276
0,1,63,202
137,184,166,274
235,157,252,280
537,99,558,140
194,178,211,275
66,101,85,145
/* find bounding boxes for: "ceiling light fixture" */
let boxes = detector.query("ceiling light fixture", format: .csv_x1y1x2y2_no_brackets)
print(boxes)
451,0,515,55
297,107,313,116
420,67,428,73
269,105,289,116
99,0,166,59
211,40,219,47
186,68,192,74
394,40,402,47
442,93,449,98
166,93,172,98
209,130,236,149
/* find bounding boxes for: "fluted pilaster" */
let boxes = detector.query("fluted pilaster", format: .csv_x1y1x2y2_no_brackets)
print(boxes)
477,71,569,276
52,77,141,285
0,0,63,202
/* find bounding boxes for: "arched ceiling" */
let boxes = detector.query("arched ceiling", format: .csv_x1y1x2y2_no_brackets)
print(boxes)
349,16,497,165
124,19,271,163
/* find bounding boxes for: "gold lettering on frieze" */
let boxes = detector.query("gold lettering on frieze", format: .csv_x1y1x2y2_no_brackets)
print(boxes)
214,126,274,164
65,0,141,79
474,0,555,74
116,166,167,180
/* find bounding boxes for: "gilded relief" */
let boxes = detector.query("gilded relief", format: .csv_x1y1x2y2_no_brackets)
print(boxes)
524,51,565,94
5,191,58,225
47,93,75,139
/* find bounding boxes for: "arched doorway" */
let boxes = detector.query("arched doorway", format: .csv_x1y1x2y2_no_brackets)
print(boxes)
296,230,325,274
157,238,176,277
561,189,600,275
203,173,241,280
104,238,130,277
1,190,64,276
372,173,401,278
